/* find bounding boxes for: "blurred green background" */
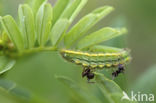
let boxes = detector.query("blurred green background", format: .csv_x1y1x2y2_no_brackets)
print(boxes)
0,0,156,103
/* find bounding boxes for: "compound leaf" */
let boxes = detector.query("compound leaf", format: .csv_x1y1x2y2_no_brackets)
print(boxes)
0,16,25,51
51,19,69,46
64,6,114,48
19,4,36,49
26,0,47,15
76,27,127,50
53,0,72,25
36,3,53,46
88,45,122,53
60,0,87,23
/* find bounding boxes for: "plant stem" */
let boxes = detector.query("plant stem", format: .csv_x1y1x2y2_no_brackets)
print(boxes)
22,46,57,54
8,46,58,58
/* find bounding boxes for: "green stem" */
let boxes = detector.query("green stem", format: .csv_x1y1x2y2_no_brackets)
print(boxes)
8,46,58,58
22,46,57,54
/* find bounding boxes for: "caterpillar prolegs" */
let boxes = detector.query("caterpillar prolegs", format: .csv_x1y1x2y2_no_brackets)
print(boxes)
60,48,131,81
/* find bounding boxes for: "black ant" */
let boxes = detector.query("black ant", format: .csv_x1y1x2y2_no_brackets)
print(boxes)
82,64,125,82
112,64,125,79
82,67,95,83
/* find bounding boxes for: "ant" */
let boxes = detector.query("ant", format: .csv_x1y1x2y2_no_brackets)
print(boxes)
112,64,125,79
82,67,95,83
82,64,125,82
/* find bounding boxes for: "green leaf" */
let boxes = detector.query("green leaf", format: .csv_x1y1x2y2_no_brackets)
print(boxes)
0,15,25,51
60,0,88,22
26,0,47,15
51,19,69,46
64,6,114,48
0,79,49,103
76,27,127,50
0,56,16,75
0,79,31,101
88,45,122,53
36,3,53,46
95,72,136,103
53,0,72,25
56,75,102,103
131,65,156,95
56,75,88,103
18,4,36,49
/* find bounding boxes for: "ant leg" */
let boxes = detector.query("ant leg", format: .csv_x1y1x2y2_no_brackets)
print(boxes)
112,64,125,79
112,71,118,80
87,79,95,83
82,67,90,78
112,67,118,79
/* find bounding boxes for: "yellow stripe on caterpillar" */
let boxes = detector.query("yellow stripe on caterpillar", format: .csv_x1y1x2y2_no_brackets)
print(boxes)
60,49,131,69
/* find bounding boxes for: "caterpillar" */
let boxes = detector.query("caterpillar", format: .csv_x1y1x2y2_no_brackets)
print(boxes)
60,49,131,81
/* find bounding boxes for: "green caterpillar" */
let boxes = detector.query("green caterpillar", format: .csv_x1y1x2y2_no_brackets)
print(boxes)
60,48,131,81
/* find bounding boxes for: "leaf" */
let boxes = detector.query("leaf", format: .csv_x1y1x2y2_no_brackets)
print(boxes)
56,75,88,103
26,0,47,15
0,79,49,103
76,27,127,50
51,19,69,46
88,45,122,53
131,65,156,94
36,3,53,46
95,72,136,103
64,6,114,48
0,79,31,101
18,4,36,49
56,75,102,103
0,56,16,75
60,0,88,22
53,0,72,25
0,16,25,52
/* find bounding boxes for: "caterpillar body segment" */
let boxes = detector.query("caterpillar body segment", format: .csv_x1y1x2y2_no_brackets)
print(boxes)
60,49,131,81
60,49,131,69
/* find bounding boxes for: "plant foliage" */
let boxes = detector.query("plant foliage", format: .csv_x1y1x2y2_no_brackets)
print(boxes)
0,0,132,103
